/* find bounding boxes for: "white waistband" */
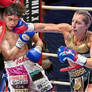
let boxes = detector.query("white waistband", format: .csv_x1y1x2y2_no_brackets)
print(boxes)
4,56,32,68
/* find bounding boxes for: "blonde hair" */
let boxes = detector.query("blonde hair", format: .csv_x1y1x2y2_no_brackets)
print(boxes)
75,10,92,25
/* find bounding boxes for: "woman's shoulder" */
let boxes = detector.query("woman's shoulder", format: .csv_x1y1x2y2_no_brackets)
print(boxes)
87,31,92,47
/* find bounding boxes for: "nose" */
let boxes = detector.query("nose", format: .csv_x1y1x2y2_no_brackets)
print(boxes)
72,22,76,28
11,21,17,26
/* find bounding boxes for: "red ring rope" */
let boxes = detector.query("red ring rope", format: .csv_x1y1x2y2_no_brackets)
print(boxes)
60,65,82,72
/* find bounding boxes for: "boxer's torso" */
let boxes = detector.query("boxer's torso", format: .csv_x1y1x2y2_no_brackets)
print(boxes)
0,30,28,61
65,31,92,66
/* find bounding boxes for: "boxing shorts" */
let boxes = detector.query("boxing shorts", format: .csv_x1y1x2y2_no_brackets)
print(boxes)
3,56,52,92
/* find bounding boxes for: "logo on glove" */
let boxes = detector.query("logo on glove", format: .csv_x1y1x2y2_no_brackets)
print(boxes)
58,47,76,56
57,46,78,62
22,34,30,41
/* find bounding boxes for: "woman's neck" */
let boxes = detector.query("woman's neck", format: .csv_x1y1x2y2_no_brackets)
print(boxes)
73,31,87,45
74,31,87,42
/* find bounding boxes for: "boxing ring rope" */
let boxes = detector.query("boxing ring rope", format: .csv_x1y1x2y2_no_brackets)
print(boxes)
50,80,70,86
42,52,57,57
42,5,92,11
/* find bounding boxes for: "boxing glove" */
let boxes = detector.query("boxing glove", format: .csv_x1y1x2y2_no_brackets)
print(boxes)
12,19,28,34
12,19,34,34
26,46,42,63
57,46,87,66
16,32,35,48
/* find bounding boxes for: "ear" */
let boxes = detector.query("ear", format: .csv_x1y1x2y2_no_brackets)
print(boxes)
2,13,7,20
2,13,5,18
86,23,90,29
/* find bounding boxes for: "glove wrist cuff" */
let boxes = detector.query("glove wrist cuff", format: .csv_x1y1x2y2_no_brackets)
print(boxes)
35,46,42,53
76,54,87,66
16,38,25,49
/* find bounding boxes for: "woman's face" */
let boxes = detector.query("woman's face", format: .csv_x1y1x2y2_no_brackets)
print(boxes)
3,14,19,31
72,13,89,36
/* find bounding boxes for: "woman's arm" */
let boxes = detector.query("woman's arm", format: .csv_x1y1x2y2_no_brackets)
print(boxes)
34,23,72,34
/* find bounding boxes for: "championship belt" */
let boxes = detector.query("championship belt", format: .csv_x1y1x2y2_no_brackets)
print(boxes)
69,66,89,91
60,65,88,78
60,65,89,91
68,66,88,78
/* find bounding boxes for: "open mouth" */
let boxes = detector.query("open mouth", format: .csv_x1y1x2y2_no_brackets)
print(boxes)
73,29,78,33
73,29,77,32
73,30,78,35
